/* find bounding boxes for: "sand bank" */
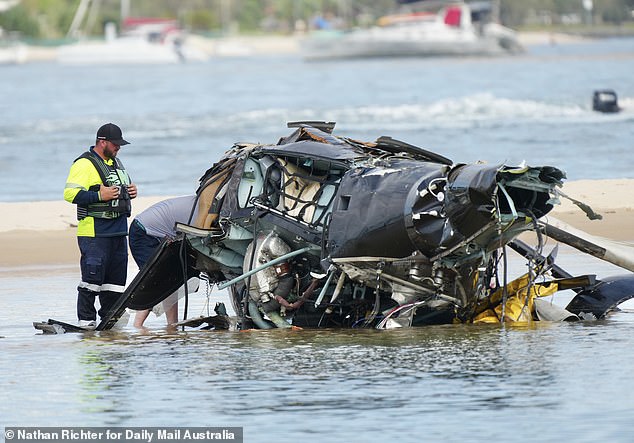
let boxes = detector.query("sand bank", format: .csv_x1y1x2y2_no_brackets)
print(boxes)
0,196,173,267
0,179,633,268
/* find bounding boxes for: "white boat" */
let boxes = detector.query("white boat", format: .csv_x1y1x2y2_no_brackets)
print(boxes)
301,2,523,61
57,18,208,64
1,20,28,65
0,42,27,65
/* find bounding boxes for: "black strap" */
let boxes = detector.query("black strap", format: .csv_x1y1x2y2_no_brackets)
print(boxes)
76,150,127,186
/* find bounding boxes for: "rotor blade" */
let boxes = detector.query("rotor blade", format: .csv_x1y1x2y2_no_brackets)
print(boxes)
540,216,634,273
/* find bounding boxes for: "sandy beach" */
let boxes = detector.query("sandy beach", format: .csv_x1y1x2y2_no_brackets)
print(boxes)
0,195,172,268
0,179,632,268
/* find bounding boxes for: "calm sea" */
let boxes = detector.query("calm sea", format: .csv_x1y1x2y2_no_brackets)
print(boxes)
1,38,634,442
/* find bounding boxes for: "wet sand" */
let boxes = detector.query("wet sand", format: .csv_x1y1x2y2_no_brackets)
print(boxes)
0,179,633,269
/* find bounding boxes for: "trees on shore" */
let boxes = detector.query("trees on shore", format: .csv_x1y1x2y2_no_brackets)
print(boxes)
2,0,634,40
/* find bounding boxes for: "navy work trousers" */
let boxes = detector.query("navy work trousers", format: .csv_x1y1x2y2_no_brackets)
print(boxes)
128,218,161,269
77,236,128,322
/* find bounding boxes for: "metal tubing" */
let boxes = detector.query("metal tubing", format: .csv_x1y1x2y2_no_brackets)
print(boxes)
218,246,316,290
314,270,335,308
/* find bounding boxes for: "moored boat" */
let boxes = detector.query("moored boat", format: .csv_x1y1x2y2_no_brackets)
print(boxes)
57,17,208,64
302,1,523,61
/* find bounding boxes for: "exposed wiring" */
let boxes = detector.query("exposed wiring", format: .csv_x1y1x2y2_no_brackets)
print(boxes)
501,245,508,322
179,235,189,331
376,300,428,329
198,272,213,318
427,177,447,199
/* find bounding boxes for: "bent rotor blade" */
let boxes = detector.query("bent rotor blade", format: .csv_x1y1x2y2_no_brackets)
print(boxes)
540,216,634,273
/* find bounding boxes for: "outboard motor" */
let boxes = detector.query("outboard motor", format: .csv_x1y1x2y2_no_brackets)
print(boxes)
592,89,620,113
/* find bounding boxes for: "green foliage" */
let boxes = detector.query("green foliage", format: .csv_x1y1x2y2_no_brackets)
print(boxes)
235,0,262,31
599,0,632,24
183,9,219,32
0,4,41,37
3,0,634,40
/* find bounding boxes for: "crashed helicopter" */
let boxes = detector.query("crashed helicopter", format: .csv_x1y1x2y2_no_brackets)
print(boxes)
84,122,634,332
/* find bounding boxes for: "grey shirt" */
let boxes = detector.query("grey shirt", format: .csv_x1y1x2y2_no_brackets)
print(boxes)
135,195,199,239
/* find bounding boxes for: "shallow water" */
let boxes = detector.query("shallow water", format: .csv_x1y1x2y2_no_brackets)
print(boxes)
2,247,634,442
3,308,634,443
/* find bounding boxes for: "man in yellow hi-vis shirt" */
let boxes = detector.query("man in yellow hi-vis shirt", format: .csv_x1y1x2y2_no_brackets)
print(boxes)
64,123,138,329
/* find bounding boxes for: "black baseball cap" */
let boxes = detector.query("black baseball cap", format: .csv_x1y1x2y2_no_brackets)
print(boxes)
96,123,130,146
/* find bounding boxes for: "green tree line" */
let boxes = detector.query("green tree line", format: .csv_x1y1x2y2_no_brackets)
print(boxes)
2,0,634,40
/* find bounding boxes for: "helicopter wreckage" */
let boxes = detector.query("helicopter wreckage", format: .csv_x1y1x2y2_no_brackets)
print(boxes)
43,122,634,333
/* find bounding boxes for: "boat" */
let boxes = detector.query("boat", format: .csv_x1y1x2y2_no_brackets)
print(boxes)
592,89,621,113
57,17,208,64
301,1,523,60
0,26,27,65
0,41,27,65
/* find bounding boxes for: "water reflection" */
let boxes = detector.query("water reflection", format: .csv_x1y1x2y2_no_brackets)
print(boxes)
79,325,566,417
4,311,634,441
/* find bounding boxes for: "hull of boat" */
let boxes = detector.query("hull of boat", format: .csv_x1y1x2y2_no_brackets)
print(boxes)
302,34,511,60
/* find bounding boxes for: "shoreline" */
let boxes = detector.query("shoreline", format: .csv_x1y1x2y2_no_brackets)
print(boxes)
1,179,633,269
13,30,616,63
0,195,173,268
